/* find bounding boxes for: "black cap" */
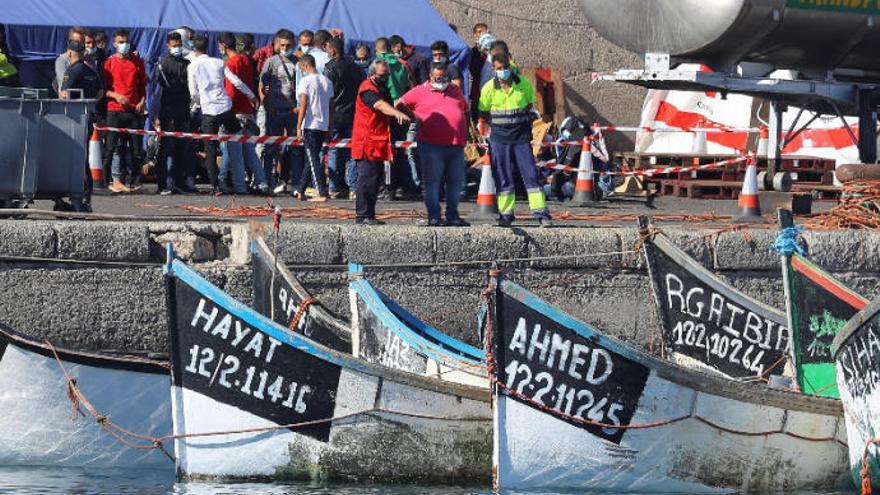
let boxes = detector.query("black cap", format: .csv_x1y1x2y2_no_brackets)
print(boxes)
68,40,86,53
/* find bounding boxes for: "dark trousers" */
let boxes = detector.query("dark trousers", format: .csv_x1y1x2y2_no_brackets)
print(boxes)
201,110,242,189
389,121,418,193
296,129,328,196
157,106,191,190
102,110,145,182
327,121,353,194
355,159,383,220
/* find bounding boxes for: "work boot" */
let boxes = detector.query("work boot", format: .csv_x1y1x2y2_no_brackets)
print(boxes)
108,180,131,194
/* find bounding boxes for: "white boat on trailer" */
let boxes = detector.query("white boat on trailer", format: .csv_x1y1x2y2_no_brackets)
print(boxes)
0,324,172,468
165,247,492,482
487,270,851,493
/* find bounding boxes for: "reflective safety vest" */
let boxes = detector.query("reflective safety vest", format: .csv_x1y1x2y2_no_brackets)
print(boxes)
351,78,393,162
478,73,535,142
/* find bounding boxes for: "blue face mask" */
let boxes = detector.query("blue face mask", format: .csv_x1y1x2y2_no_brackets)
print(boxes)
86,47,97,56
116,43,130,56
495,68,511,80
169,46,183,57
561,129,572,140
281,48,294,58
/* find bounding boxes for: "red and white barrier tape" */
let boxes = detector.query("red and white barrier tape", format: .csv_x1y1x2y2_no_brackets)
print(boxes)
593,124,760,134
536,155,750,177
95,125,615,152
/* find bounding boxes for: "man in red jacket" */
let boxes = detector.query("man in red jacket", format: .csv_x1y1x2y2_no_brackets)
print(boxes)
102,29,147,193
351,59,411,225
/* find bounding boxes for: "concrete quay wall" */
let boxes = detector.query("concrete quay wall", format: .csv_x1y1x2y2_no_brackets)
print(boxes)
0,220,876,353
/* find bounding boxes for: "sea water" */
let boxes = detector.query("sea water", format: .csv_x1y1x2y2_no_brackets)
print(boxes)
0,467,856,495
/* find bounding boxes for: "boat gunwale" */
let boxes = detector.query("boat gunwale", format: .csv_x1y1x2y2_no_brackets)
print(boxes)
166,256,490,403
832,295,880,359
0,323,170,374
349,275,486,377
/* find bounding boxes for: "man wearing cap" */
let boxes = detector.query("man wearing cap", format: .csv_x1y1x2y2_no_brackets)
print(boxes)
478,52,551,228
60,39,103,212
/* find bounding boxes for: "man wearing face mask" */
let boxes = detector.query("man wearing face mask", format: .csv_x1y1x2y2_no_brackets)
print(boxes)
391,35,428,86
55,26,87,95
430,41,462,87
102,29,147,194
478,52,552,227
396,63,469,227
155,31,192,195
323,36,364,199
260,29,302,192
351,59,411,225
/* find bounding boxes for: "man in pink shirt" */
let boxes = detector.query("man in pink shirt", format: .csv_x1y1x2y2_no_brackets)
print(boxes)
397,63,469,227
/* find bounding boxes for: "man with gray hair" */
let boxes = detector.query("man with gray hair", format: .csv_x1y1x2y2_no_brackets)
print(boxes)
350,59,411,225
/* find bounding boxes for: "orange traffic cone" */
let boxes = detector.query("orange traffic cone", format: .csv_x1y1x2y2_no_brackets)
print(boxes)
472,159,498,219
572,137,597,206
736,160,763,223
756,127,769,156
88,129,105,188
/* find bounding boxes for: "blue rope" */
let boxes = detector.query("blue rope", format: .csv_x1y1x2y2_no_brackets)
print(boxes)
770,226,806,256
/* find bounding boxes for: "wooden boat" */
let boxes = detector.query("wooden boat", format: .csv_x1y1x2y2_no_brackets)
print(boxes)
165,247,491,482
348,264,488,387
833,297,880,490
488,270,850,492
250,237,351,353
0,324,171,468
778,209,868,398
639,216,792,380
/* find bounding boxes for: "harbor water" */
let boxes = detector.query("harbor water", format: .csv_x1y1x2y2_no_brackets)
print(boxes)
0,467,856,495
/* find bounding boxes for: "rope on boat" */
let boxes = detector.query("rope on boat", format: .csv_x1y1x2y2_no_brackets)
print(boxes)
288,296,318,331
45,340,176,463
46,338,487,459
480,275,847,444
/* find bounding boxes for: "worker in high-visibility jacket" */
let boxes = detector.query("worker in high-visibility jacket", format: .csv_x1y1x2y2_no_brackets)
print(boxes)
478,52,552,227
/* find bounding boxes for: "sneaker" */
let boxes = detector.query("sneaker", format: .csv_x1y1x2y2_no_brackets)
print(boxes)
159,189,173,196
446,218,471,227
362,218,385,226
256,183,271,196
417,218,446,227
331,190,349,200
305,187,317,196
539,218,554,229
292,190,306,201
108,180,131,194
273,182,289,194
496,217,513,228
378,190,395,202
348,191,357,200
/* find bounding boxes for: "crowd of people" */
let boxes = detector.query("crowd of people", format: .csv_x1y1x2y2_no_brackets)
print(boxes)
38,22,586,226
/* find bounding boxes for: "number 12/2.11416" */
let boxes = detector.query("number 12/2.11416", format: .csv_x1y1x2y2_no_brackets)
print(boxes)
185,344,311,413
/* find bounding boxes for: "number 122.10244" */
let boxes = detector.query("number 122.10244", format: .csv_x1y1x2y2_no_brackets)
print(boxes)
185,344,311,413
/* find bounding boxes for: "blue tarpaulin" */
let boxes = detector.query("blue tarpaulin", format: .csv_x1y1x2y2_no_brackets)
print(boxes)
3,0,469,106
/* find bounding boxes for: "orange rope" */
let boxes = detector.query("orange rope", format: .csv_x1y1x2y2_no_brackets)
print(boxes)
288,296,318,331
806,180,880,231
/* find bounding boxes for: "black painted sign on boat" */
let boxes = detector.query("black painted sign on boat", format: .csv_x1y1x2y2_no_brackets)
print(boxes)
493,286,649,444
169,278,342,442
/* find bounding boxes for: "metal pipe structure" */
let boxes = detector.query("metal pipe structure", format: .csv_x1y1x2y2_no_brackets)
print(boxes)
578,0,880,78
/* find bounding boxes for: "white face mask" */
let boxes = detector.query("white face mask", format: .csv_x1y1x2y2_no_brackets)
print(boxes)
430,81,449,92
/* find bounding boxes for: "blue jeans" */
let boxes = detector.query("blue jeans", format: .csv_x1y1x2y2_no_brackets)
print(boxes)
220,116,267,192
296,129,329,196
262,110,302,188
327,122,353,194
418,143,465,222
